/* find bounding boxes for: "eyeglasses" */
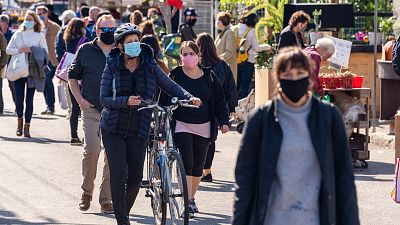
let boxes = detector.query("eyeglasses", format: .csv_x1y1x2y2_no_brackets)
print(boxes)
98,27,117,33
182,52,197,57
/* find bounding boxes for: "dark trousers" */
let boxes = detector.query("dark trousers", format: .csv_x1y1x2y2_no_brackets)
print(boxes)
0,79,16,113
14,77,35,123
69,87,81,138
204,142,215,170
174,132,210,177
237,61,255,99
102,134,147,225
43,64,55,112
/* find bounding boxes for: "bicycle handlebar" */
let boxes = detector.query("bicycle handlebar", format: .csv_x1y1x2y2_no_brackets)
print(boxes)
138,97,198,112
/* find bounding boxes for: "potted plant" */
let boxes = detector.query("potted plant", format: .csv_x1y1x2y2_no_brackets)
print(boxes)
309,9,324,45
255,52,275,106
380,17,395,43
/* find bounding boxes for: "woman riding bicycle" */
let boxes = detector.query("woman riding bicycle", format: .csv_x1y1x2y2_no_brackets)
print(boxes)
99,23,201,225
161,41,230,218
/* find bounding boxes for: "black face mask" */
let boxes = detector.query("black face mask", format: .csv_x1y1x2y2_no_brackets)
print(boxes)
99,32,115,45
280,77,309,102
188,18,197,27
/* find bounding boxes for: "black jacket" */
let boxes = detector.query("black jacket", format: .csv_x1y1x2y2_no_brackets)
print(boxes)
162,66,230,142
278,25,305,51
233,97,359,225
68,38,108,112
100,44,192,139
211,60,238,113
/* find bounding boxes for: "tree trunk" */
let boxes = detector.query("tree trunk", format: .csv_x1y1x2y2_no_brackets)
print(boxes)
159,2,174,34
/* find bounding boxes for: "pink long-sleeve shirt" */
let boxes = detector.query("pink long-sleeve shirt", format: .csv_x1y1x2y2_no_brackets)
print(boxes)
303,47,323,96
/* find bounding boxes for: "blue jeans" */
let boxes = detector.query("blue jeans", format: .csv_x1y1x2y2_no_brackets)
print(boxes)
14,77,35,123
43,64,55,112
237,61,255,99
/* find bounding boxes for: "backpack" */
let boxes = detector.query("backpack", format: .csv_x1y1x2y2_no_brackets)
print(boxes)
392,36,400,76
234,26,252,64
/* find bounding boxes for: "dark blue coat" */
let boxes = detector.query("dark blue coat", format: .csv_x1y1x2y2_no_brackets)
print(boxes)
99,43,193,139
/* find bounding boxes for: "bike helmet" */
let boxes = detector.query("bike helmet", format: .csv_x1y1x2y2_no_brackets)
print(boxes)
114,23,142,43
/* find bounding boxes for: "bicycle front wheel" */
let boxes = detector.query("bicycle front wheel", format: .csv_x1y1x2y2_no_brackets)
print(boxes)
149,150,167,225
167,150,189,225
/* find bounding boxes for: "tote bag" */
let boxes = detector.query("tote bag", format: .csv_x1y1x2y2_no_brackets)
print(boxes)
57,82,69,110
6,53,29,81
6,33,29,81
391,158,400,203
55,37,87,82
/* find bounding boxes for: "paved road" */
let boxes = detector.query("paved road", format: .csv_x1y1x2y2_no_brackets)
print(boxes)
0,82,399,225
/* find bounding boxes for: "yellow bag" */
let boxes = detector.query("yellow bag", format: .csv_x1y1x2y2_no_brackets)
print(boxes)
234,26,252,64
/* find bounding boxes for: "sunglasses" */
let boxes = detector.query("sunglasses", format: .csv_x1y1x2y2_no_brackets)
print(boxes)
98,27,117,33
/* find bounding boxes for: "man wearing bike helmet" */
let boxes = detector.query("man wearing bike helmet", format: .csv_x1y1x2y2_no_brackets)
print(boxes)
99,23,201,225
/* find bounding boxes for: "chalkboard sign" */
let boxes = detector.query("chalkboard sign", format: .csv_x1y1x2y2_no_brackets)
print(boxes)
327,36,352,68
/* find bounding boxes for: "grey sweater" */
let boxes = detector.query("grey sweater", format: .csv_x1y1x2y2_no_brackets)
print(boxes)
264,96,321,225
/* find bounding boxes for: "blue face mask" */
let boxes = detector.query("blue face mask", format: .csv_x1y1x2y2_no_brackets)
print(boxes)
24,21,34,30
124,42,141,58
39,16,46,21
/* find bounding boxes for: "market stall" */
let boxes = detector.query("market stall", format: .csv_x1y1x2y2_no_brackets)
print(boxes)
320,37,370,168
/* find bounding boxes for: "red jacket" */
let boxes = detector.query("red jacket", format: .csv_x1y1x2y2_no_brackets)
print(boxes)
303,47,323,96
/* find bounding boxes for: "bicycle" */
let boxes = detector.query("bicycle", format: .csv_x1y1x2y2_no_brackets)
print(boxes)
140,97,198,225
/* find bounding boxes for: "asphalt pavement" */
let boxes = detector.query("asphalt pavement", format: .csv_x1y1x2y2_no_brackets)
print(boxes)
0,81,399,225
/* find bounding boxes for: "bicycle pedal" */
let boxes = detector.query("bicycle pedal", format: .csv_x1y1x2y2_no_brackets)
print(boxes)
145,191,152,198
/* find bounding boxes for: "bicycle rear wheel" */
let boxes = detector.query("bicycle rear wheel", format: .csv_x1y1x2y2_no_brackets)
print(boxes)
149,150,167,225
167,150,189,225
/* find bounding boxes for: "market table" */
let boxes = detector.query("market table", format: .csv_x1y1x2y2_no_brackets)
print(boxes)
324,88,371,168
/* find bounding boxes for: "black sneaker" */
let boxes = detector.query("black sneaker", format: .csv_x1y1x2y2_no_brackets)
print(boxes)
189,199,199,213
201,173,213,182
188,206,195,218
71,138,83,146
41,109,54,115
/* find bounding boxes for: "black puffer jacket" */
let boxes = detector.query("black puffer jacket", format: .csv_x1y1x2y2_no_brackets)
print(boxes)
99,44,192,138
210,60,238,113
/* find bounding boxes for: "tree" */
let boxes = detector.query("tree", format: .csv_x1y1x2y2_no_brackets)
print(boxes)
151,0,182,34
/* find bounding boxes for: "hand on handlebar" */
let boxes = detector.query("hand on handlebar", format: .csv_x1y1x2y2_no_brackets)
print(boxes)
127,96,142,106
190,97,202,107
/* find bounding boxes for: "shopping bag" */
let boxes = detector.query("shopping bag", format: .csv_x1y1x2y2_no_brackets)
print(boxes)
55,52,75,82
6,53,29,81
55,37,87,82
57,83,68,110
391,158,400,203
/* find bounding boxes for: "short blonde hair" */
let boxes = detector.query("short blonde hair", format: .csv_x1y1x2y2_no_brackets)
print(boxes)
95,14,116,29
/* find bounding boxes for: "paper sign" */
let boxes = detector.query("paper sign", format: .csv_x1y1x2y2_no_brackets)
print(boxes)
122,0,142,5
327,36,352,68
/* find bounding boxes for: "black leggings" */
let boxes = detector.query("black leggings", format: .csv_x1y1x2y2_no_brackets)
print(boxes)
68,87,81,139
102,133,147,225
204,142,215,170
174,132,210,177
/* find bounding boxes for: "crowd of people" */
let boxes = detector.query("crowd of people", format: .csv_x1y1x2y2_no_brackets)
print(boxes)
0,4,360,225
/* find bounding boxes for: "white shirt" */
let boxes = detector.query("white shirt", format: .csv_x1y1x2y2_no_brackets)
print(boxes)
232,23,270,63
6,29,48,56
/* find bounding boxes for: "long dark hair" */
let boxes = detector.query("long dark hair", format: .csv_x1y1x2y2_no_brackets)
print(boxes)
196,33,221,67
64,18,86,43
141,34,161,60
